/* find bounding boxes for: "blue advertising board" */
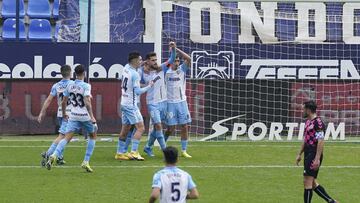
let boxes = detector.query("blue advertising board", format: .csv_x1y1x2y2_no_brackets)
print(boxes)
0,43,154,79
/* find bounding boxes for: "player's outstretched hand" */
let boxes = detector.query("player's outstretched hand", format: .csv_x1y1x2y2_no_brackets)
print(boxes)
169,41,176,48
295,154,302,166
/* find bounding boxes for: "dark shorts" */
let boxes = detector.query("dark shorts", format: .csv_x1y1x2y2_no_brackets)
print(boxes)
303,152,323,178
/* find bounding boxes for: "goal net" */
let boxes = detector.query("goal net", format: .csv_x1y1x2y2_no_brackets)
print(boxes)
161,1,360,141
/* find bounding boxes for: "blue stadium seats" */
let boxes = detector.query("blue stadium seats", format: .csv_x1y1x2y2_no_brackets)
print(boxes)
1,0,25,18
2,18,26,41
28,19,52,41
53,0,60,19
27,0,51,19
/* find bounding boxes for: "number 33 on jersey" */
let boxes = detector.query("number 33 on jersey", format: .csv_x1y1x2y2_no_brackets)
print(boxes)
63,79,92,122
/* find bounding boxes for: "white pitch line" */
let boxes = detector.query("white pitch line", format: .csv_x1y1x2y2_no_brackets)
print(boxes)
0,165,359,169
1,139,360,143
1,145,360,149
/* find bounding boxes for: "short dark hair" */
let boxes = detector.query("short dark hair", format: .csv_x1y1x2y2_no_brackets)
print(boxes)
163,146,178,164
146,52,157,60
128,51,141,63
60,64,71,77
74,64,85,76
304,100,317,113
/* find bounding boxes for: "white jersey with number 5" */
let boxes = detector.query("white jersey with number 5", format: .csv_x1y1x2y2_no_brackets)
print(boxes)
63,79,91,121
165,64,188,103
152,166,196,203
121,64,141,107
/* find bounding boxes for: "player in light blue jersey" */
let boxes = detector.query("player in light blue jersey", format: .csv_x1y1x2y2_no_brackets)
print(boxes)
115,52,153,161
149,146,199,203
46,65,97,172
122,67,144,154
38,65,73,167
141,44,176,157
164,42,193,158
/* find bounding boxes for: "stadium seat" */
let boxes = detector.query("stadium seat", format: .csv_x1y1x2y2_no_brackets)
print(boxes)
1,0,25,18
27,0,51,19
2,18,26,41
28,19,52,41
53,0,60,19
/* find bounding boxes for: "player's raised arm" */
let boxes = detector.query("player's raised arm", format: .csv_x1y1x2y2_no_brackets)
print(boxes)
160,42,177,72
176,46,191,68
37,92,55,123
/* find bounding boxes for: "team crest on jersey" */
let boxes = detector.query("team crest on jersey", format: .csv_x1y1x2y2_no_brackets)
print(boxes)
191,51,235,79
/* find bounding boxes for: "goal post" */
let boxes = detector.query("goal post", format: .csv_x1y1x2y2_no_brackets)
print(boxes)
160,0,360,141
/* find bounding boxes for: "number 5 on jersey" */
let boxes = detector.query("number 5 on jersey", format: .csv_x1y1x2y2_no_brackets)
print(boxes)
171,182,180,201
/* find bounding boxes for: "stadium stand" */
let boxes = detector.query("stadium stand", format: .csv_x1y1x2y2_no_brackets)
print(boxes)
28,19,52,41
1,0,25,18
0,0,60,41
2,18,26,40
27,0,51,19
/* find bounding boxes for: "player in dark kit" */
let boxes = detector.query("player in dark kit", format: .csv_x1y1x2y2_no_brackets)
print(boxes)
296,101,338,203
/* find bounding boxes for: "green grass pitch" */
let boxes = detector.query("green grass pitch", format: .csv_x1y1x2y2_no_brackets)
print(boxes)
0,136,359,202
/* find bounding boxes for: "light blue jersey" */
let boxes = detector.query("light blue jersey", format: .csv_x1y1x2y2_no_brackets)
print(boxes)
50,79,73,134
140,68,167,105
139,66,168,124
121,64,143,107
63,79,91,122
50,79,74,118
152,166,196,203
63,79,94,134
120,64,151,125
165,64,191,125
165,64,188,103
